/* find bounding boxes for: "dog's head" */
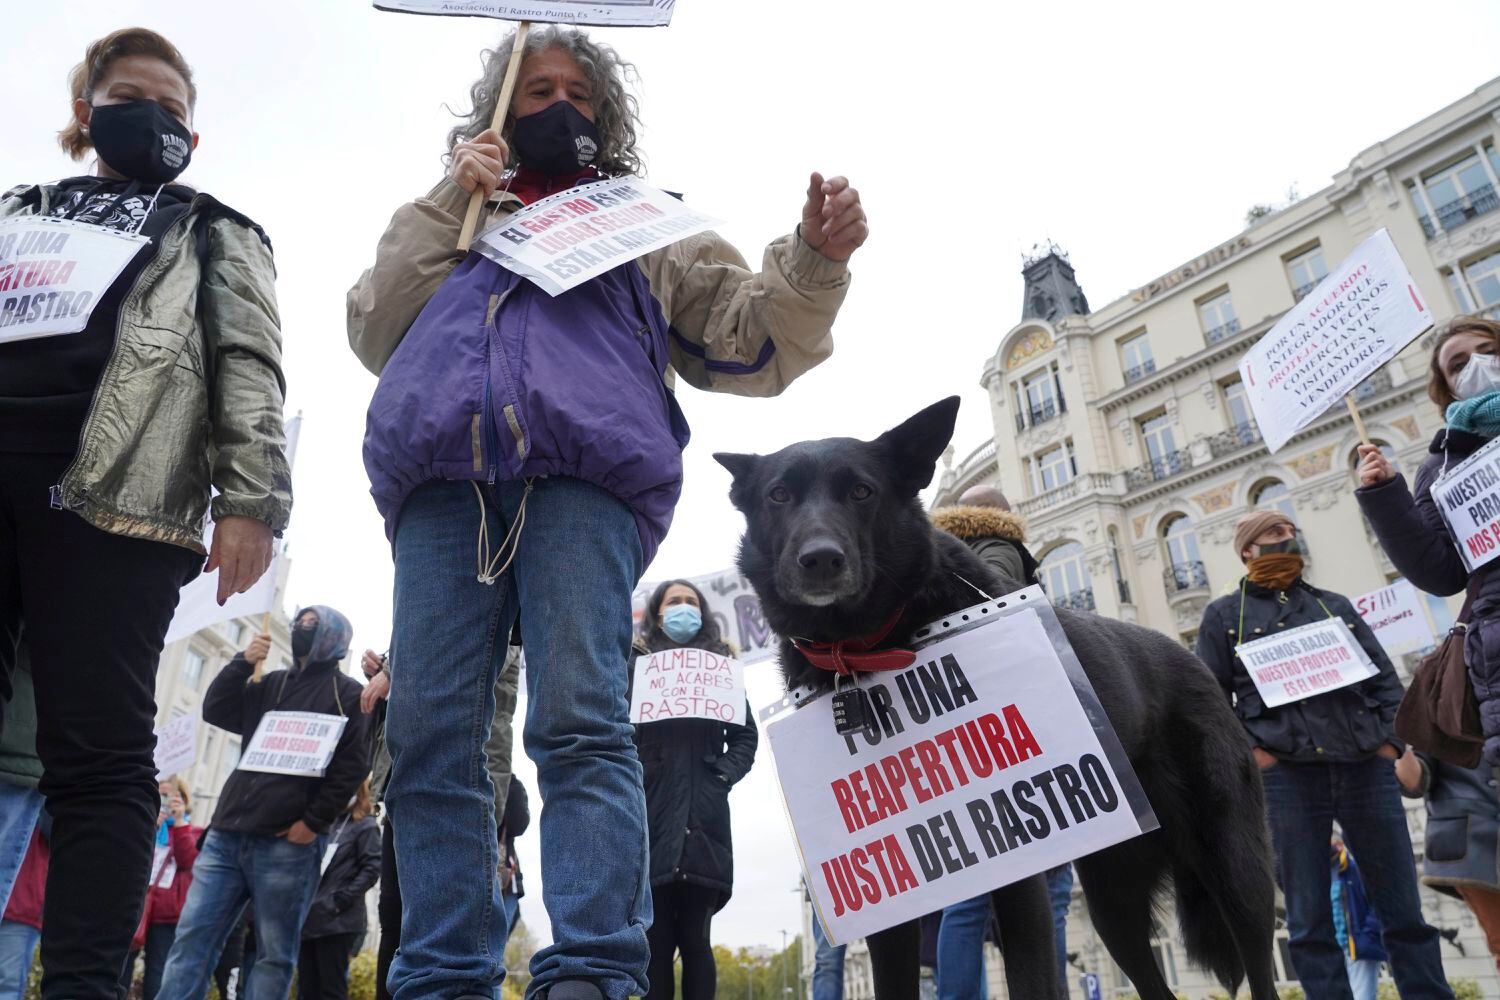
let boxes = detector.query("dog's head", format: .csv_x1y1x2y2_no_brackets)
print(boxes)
714,397,960,638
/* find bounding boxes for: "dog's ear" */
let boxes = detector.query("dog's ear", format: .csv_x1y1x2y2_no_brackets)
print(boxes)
875,396,961,494
714,452,760,511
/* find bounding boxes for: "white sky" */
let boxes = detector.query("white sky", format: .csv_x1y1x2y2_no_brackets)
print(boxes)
10,0,1500,952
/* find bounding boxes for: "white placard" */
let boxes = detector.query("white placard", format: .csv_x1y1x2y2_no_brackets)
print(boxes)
238,711,348,778
769,606,1152,944
149,843,177,890
1238,229,1433,453
630,648,746,725
632,568,778,665
154,714,199,779
373,0,674,26
475,178,721,296
1354,578,1437,657
0,216,146,345
1429,434,1500,573
1236,619,1377,709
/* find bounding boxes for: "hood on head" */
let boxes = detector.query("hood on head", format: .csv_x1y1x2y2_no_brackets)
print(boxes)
931,505,1027,543
294,605,353,666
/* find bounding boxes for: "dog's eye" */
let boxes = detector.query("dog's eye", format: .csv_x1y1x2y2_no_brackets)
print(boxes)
850,483,873,501
769,485,792,504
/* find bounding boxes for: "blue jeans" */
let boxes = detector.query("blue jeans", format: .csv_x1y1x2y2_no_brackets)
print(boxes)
1046,864,1073,987
1262,758,1450,1000
936,896,989,1000
155,829,325,1000
1345,956,1379,1000
0,784,42,917
810,916,845,1000
500,892,521,953
0,920,39,1000
387,478,649,1000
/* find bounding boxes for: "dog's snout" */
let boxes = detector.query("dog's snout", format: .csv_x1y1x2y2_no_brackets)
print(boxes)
797,538,846,575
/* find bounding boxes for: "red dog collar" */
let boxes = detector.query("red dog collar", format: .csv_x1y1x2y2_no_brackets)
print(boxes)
791,607,916,676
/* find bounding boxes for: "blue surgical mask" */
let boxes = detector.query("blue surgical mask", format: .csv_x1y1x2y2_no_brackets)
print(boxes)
661,605,703,643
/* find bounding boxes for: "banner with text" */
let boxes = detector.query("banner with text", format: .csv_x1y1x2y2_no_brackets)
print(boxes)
632,568,779,664
0,216,146,345
1430,434,1500,573
768,601,1153,943
238,711,347,778
373,0,675,26
1236,618,1377,708
476,178,720,296
1238,229,1432,452
630,648,746,725
1354,578,1437,657
154,713,199,779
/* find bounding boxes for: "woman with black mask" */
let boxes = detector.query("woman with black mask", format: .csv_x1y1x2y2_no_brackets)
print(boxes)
633,580,757,1000
0,27,290,999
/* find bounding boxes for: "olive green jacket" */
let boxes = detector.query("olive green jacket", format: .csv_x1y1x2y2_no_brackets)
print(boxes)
1,184,292,552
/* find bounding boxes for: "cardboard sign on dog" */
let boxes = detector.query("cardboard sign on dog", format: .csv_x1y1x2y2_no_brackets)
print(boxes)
631,648,746,726
767,595,1154,943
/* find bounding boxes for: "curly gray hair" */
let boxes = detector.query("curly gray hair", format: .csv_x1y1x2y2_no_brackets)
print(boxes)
446,24,644,177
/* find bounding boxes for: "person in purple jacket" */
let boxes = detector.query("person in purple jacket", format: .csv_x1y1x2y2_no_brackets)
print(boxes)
347,24,865,1000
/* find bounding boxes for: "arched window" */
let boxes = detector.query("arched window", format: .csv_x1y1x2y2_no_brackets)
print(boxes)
1250,479,1296,519
1161,515,1208,592
1040,542,1094,611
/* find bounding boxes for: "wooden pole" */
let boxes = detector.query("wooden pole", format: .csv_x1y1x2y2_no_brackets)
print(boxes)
1345,393,1372,446
456,21,531,252
253,611,271,683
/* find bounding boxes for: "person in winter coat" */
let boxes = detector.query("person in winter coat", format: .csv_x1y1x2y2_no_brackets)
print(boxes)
299,780,381,1000
931,485,1039,588
156,606,369,1000
1195,510,1449,999
0,645,41,918
122,777,204,1000
1395,747,1500,971
0,28,290,999
632,580,758,1000
348,24,862,1000
0,823,46,1000
1331,839,1387,1000
1357,316,1500,763
499,776,530,951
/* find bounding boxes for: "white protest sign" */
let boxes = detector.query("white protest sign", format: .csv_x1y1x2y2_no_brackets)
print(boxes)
154,713,199,779
1354,578,1437,657
1236,619,1377,709
768,597,1154,944
1238,229,1433,452
630,648,746,725
0,217,146,345
238,711,348,778
1429,434,1500,573
149,843,177,890
373,0,675,26
475,178,721,296
632,568,779,665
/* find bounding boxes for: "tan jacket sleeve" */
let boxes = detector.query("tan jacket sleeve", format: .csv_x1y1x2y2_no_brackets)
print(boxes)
203,217,292,532
640,228,850,397
347,179,499,375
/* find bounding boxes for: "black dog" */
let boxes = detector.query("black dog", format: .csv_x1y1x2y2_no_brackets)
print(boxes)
716,397,1277,1000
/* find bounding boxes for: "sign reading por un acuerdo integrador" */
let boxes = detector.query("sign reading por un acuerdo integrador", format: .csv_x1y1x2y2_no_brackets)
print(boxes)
764,588,1156,943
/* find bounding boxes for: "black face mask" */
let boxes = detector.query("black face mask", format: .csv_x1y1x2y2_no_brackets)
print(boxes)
1258,535,1306,557
88,100,193,184
291,626,316,660
510,100,600,177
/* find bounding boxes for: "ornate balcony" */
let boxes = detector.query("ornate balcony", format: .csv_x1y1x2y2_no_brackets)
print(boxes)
1014,399,1064,433
1204,318,1242,345
1124,359,1158,384
1352,369,1394,402
1126,448,1191,489
1209,422,1263,459
1292,280,1321,302
1164,561,1210,594
1053,588,1096,613
1428,184,1500,237
1016,472,1121,516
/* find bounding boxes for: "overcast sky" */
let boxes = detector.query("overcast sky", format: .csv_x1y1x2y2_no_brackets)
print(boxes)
9,0,1500,951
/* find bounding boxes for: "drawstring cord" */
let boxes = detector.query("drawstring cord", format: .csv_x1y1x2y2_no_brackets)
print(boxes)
474,479,533,585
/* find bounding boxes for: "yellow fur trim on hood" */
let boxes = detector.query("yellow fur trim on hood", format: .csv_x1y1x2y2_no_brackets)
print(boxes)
930,506,1028,543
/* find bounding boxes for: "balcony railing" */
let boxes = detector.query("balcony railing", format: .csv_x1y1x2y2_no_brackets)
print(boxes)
1429,184,1500,237
1209,421,1263,459
1204,318,1242,345
1352,368,1394,401
1014,398,1064,432
1124,359,1158,384
1017,472,1120,516
1126,448,1191,489
1164,561,1210,594
1053,588,1096,613
1116,578,1132,605
1292,280,1321,302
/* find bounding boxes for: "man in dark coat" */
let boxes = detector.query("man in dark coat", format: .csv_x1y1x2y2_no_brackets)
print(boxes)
930,485,1038,588
1195,511,1448,1000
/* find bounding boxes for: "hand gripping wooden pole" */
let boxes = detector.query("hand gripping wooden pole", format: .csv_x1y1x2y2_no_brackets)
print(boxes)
1345,394,1372,446
254,611,271,682
457,20,531,252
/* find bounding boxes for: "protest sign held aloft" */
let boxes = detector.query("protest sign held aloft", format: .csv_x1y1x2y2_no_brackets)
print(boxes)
633,567,779,664
373,0,675,26
1430,434,1500,573
630,648,746,725
767,593,1155,944
1235,618,1377,709
1238,229,1432,452
1354,578,1437,657
0,216,146,344
154,713,199,779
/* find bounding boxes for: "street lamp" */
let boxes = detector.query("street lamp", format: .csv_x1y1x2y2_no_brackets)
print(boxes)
781,930,790,1000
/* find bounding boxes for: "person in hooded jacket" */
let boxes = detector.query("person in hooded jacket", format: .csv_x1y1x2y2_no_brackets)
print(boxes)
931,485,1038,589
155,606,370,1000
299,779,381,1000
1195,511,1448,999
631,580,757,1000
349,24,862,1000
0,28,290,999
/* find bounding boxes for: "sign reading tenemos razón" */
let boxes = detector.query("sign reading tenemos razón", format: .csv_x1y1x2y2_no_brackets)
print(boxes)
238,711,348,778
1238,229,1432,453
766,591,1155,944
475,178,721,296
1235,619,1377,709
1430,435,1500,573
630,648,746,726
372,0,675,26
0,217,146,345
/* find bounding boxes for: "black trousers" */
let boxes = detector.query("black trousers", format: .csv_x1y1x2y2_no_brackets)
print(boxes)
645,882,719,1000
297,933,358,1000
0,452,199,999
375,817,401,1000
